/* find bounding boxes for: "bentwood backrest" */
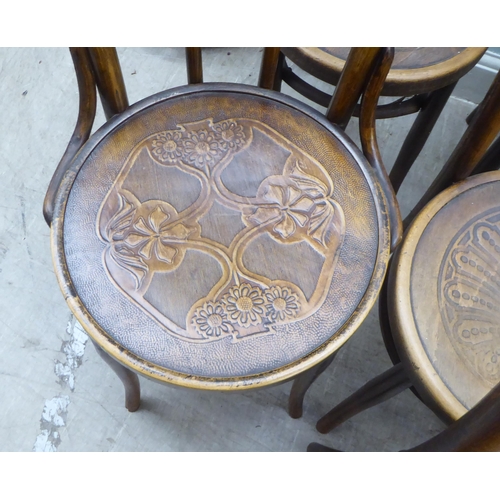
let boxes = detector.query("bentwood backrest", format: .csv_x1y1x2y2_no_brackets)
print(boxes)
44,47,402,248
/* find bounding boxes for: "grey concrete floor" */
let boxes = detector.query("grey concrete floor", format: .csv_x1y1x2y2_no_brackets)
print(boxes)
0,47,486,451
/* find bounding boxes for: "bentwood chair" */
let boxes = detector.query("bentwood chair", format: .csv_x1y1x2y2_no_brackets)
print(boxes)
309,380,500,451
275,48,487,194
311,69,500,449
43,48,400,421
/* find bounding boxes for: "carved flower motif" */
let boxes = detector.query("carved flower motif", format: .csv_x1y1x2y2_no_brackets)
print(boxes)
151,131,183,163
212,120,245,151
250,180,316,239
124,206,191,264
222,283,266,328
183,129,221,168
245,161,342,249
265,286,300,322
192,302,234,338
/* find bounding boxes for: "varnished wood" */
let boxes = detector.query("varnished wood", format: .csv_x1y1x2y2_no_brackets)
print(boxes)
282,59,426,118
289,352,337,419
390,83,456,193
186,48,203,84
92,340,141,412
280,47,486,192
472,134,500,175
359,47,402,251
258,47,281,90
405,70,500,227
283,47,486,97
316,363,412,433
88,48,129,120
43,48,97,226
405,381,500,452
390,171,500,421
326,47,381,129
314,67,500,440
309,381,500,452
50,83,391,392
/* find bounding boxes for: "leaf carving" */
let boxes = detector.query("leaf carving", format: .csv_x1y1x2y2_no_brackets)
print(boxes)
307,200,335,248
105,193,137,242
110,245,149,289
288,160,331,199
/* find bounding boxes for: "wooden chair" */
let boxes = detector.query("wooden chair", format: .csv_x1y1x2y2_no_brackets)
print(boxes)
276,48,487,194
309,380,500,451
43,47,400,418
311,69,500,447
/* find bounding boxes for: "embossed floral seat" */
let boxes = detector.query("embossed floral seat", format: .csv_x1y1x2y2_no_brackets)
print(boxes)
45,48,399,417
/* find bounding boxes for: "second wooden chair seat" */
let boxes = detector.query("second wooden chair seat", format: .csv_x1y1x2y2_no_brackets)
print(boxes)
279,47,487,193
388,171,500,421
281,47,486,98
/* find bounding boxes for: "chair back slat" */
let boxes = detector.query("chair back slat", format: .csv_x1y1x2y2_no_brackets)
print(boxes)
405,70,500,227
258,47,281,90
359,48,402,251
43,47,97,226
88,48,129,120
326,47,381,129
186,48,203,84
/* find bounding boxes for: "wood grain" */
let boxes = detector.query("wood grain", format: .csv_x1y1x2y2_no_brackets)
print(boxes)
51,83,391,391
282,47,486,96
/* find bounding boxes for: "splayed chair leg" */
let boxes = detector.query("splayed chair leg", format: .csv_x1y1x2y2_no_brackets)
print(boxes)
316,362,411,433
91,340,141,412
288,352,337,419
389,83,456,194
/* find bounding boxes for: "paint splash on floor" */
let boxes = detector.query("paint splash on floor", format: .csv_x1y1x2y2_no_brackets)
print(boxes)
33,395,70,452
33,316,89,452
54,317,89,391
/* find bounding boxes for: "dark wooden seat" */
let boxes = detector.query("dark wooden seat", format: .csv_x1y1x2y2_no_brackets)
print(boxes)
44,48,400,416
281,47,485,97
278,47,487,193
311,69,500,449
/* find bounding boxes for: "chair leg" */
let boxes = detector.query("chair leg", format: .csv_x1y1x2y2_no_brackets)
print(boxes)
288,352,337,419
91,340,141,412
316,362,411,434
389,83,456,194
307,442,338,452
471,133,500,174
273,51,285,91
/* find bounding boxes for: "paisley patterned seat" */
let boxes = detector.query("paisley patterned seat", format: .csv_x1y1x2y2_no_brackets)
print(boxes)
45,48,398,417
387,172,500,421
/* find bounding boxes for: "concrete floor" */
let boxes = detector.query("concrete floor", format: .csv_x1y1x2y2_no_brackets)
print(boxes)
0,47,488,451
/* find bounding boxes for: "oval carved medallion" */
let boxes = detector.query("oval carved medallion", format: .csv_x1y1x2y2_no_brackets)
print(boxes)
439,208,500,385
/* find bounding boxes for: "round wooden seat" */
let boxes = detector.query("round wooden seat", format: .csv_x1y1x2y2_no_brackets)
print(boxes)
51,83,390,391
281,47,486,96
389,172,500,421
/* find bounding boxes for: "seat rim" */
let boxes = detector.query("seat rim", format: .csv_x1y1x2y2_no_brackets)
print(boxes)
387,170,500,421
51,82,391,391
282,47,487,97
